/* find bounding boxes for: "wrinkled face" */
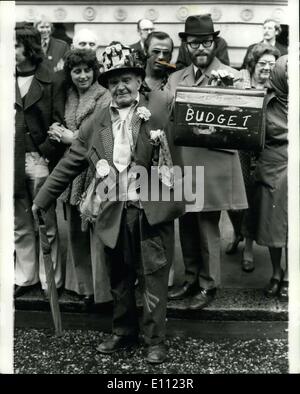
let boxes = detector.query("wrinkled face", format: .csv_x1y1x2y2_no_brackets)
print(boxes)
108,72,142,108
70,63,94,93
138,20,154,41
147,37,172,72
263,21,277,41
36,22,52,40
186,34,215,68
73,32,97,51
15,42,27,66
253,53,276,84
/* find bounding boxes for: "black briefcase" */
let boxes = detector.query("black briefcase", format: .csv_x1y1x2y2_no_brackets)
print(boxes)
174,86,267,151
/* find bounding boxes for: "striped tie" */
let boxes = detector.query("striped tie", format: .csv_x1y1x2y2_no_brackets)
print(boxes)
113,119,131,172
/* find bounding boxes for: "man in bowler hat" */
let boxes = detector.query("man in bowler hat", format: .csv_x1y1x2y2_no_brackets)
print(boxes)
166,14,247,308
33,43,185,364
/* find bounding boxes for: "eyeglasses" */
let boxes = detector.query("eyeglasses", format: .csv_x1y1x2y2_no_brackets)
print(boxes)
257,60,276,67
186,40,214,49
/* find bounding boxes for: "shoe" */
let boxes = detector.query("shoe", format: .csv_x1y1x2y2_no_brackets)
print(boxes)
96,334,138,354
278,280,288,302
168,282,199,301
189,287,217,310
14,285,29,298
42,289,49,299
225,235,244,255
82,294,94,306
146,343,167,364
264,278,281,298
241,258,255,273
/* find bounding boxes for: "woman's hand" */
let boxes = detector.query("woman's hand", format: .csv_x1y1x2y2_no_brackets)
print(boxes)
48,123,75,145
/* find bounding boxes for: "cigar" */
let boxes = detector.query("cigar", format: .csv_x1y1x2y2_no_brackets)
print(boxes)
155,60,176,69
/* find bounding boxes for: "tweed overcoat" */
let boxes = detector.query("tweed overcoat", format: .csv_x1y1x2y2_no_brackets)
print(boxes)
34,92,186,249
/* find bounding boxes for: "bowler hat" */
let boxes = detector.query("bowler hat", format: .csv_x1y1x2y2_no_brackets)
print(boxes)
98,43,145,87
179,14,220,39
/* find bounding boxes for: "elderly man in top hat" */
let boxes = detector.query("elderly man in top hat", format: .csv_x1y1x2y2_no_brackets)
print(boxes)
166,14,247,308
32,43,185,364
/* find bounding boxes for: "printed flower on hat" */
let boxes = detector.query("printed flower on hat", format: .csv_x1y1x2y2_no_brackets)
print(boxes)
96,159,110,178
137,107,151,121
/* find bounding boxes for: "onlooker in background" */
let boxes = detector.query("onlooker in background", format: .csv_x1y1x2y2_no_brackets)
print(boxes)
176,35,230,70
241,18,287,70
48,49,111,305
166,14,247,309
252,55,288,301
34,17,69,72
143,31,175,91
130,18,155,68
226,43,281,274
51,23,72,46
72,28,98,51
14,23,65,298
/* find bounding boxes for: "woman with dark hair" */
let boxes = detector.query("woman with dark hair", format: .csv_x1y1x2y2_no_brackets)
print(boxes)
253,55,288,300
14,23,65,298
226,43,280,273
48,49,111,304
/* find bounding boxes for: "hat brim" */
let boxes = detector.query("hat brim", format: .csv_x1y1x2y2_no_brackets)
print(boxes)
98,67,145,88
179,30,220,39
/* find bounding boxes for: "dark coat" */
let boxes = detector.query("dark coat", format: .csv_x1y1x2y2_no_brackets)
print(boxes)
34,92,186,249
130,40,147,68
44,37,69,71
175,36,230,71
15,61,66,197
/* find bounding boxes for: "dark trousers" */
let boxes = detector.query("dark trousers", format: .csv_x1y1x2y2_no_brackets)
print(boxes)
105,205,173,345
179,211,221,290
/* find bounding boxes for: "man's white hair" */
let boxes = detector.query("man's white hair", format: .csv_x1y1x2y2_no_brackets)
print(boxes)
72,28,98,47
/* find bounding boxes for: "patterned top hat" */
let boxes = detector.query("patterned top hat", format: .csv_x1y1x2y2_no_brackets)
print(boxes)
98,43,145,87
179,14,220,39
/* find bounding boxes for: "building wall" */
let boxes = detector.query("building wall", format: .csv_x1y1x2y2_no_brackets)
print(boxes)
16,1,288,67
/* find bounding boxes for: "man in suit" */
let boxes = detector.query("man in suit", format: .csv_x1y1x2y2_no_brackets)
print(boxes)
34,17,69,72
32,43,185,364
14,23,65,298
241,18,288,70
166,14,247,309
130,18,155,68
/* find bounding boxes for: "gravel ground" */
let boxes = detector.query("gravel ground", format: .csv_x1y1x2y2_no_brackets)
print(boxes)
14,328,288,374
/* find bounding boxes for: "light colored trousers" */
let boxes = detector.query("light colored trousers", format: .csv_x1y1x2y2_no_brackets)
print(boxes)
14,152,63,290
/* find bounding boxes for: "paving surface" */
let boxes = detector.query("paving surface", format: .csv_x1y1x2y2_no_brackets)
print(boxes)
14,328,288,374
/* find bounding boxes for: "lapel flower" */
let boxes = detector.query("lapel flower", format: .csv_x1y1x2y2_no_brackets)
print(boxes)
96,159,110,178
137,106,151,121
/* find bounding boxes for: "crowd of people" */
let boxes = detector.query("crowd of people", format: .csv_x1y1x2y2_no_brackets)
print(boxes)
14,14,288,364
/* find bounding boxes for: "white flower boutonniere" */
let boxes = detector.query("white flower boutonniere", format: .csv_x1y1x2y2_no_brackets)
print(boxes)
96,159,110,178
137,107,151,121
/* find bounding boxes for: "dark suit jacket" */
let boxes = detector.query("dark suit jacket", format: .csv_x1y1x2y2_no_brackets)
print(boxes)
44,37,69,71
15,61,66,197
175,36,230,70
34,92,186,248
130,40,147,68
